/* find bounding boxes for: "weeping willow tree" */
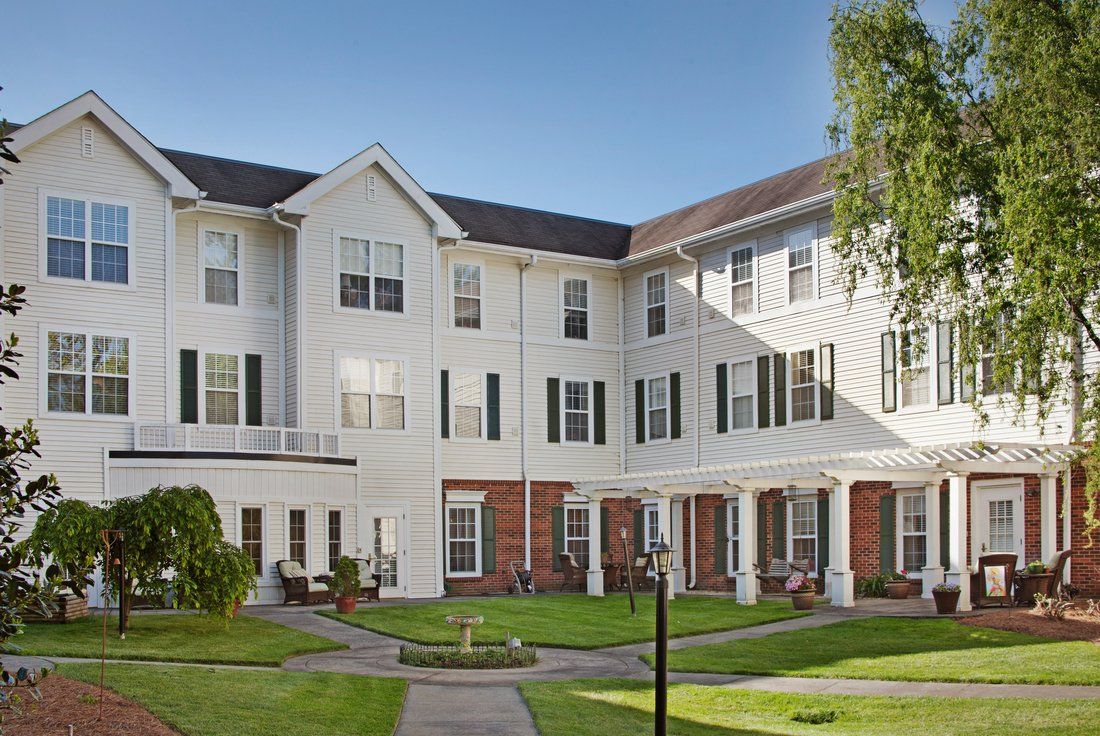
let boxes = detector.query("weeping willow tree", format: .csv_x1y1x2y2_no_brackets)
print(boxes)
826,0,1100,542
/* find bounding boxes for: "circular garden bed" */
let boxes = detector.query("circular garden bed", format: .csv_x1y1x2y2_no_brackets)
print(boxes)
398,643,538,669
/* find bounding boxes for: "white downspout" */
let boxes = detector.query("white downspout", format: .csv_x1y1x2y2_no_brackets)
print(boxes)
437,239,461,595
676,245,701,590
521,254,538,570
270,207,303,427
167,193,207,422
618,272,626,475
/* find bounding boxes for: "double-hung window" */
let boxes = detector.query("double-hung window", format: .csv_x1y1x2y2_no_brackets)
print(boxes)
562,277,589,340
645,374,669,442
789,348,817,423
288,508,308,568
338,356,406,430
241,506,264,576
446,504,480,576
729,243,755,316
565,506,591,569
452,262,482,329
788,498,817,573
645,269,667,338
203,229,240,305
727,500,740,575
204,353,241,424
327,509,343,572
900,327,931,407
45,330,132,417
562,378,593,444
729,358,755,431
786,225,815,304
452,371,484,439
337,236,404,313
899,493,927,572
44,194,131,285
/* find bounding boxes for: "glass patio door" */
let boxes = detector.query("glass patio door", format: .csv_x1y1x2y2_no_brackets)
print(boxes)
365,506,405,597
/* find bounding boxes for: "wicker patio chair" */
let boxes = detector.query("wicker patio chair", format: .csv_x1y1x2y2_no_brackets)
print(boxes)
970,553,1018,608
623,556,653,591
558,553,586,592
276,560,332,605
351,558,383,602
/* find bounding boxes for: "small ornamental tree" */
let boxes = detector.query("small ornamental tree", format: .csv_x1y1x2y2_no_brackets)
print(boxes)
196,540,258,620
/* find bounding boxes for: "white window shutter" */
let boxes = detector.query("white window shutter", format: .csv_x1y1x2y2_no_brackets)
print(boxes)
366,174,377,202
80,127,95,158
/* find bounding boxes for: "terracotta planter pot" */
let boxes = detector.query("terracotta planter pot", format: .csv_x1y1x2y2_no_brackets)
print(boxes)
334,596,357,614
886,581,911,600
791,590,815,610
933,590,961,614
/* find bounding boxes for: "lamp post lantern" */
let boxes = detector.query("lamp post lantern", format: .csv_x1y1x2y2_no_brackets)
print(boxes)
648,534,674,736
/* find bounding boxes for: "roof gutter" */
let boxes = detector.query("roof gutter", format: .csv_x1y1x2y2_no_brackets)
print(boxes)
455,239,620,269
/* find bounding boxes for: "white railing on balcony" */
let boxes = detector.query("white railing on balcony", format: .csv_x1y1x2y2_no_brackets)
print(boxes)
134,423,342,458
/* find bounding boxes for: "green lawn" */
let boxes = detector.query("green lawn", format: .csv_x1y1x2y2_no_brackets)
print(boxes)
321,593,806,649
62,663,405,736
653,616,1100,685
17,613,346,666
521,678,1100,736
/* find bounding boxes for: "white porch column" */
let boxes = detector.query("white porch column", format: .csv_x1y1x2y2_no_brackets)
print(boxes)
1040,473,1058,563
823,488,835,599
735,490,758,605
945,472,971,611
586,498,604,596
1062,465,1073,584
922,480,944,598
830,480,854,607
671,498,686,594
655,494,675,600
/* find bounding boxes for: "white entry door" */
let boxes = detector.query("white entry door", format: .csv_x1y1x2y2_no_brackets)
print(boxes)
364,506,407,598
972,481,1025,564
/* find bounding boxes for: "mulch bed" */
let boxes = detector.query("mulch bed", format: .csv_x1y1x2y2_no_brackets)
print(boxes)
961,607,1100,643
3,673,178,736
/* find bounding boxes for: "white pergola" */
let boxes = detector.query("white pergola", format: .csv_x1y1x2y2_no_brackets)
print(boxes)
571,442,1078,609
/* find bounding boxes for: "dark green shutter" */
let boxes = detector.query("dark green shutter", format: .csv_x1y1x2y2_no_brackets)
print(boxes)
773,353,787,426
937,322,954,405
245,354,262,426
820,343,834,420
714,502,727,573
634,380,645,444
716,363,728,434
486,373,500,440
757,355,770,428
551,506,565,571
772,501,786,560
670,372,682,440
633,509,645,560
817,497,830,577
481,506,496,574
600,507,609,555
756,499,767,569
940,489,950,569
547,377,560,443
879,494,896,573
593,381,606,445
440,370,450,438
180,349,198,424
882,332,896,412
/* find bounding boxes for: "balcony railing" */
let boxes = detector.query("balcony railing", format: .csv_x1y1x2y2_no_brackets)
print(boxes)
134,423,341,458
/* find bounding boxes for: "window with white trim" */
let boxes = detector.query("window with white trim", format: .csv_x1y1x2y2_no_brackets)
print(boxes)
44,195,131,285
562,379,593,444
645,269,667,338
203,229,240,305
645,375,669,442
786,225,814,304
453,371,484,439
565,506,590,569
899,327,932,407
729,244,755,316
45,330,131,416
338,236,404,313
729,358,755,431
241,506,264,576
788,498,817,573
899,493,927,572
452,262,482,329
338,356,406,430
204,353,240,425
645,505,661,554
446,504,481,576
727,500,740,575
288,508,308,568
327,509,343,573
563,277,589,340
789,348,817,423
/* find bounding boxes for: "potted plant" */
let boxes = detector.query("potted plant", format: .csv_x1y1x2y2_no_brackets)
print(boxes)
786,574,816,610
885,570,911,599
932,582,961,614
329,556,361,614
1025,560,1047,575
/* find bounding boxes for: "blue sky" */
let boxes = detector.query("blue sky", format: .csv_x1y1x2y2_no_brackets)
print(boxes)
3,1,955,224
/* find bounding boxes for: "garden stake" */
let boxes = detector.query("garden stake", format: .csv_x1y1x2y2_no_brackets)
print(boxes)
620,526,636,616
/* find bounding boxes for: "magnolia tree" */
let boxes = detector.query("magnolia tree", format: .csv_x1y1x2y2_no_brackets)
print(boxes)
827,0,1100,541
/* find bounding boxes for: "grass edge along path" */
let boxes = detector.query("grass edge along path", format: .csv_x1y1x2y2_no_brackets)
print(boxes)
17,613,347,666
519,678,1100,736
321,593,807,649
61,662,407,736
652,616,1100,686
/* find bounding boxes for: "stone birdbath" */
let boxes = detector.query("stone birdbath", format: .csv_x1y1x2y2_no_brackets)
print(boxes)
445,615,484,651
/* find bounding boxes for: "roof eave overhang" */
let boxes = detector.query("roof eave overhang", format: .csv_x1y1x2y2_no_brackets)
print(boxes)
453,239,621,269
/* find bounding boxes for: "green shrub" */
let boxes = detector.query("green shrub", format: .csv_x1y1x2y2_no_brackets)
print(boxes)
855,574,890,598
398,644,537,669
328,556,360,598
792,708,840,724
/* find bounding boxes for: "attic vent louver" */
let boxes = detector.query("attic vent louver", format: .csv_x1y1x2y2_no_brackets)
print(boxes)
80,127,95,158
366,174,377,202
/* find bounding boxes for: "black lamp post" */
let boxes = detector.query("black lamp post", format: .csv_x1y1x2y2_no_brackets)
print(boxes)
620,526,636,616
648,534,674,736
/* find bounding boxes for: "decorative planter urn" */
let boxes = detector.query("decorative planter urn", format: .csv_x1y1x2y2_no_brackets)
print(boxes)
932,589,961,614
790,590,815,610
885,580,911,600
334,596,357,614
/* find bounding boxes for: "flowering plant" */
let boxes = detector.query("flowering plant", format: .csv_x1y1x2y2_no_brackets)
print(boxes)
932,582,960,593
887,569,910,582
785,574,815,593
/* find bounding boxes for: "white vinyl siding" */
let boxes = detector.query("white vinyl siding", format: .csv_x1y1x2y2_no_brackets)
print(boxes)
446,503,481,577
644,268,668,338
788,498,817,574
562,276,589,340
565,506,591,569
41,192,133,287
202,229,241,305
562,378,593,444
337,355,406,430
452,262,482,329
729,243,755,317
336,235,405,314
786,224,815,304
43,329,133,418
